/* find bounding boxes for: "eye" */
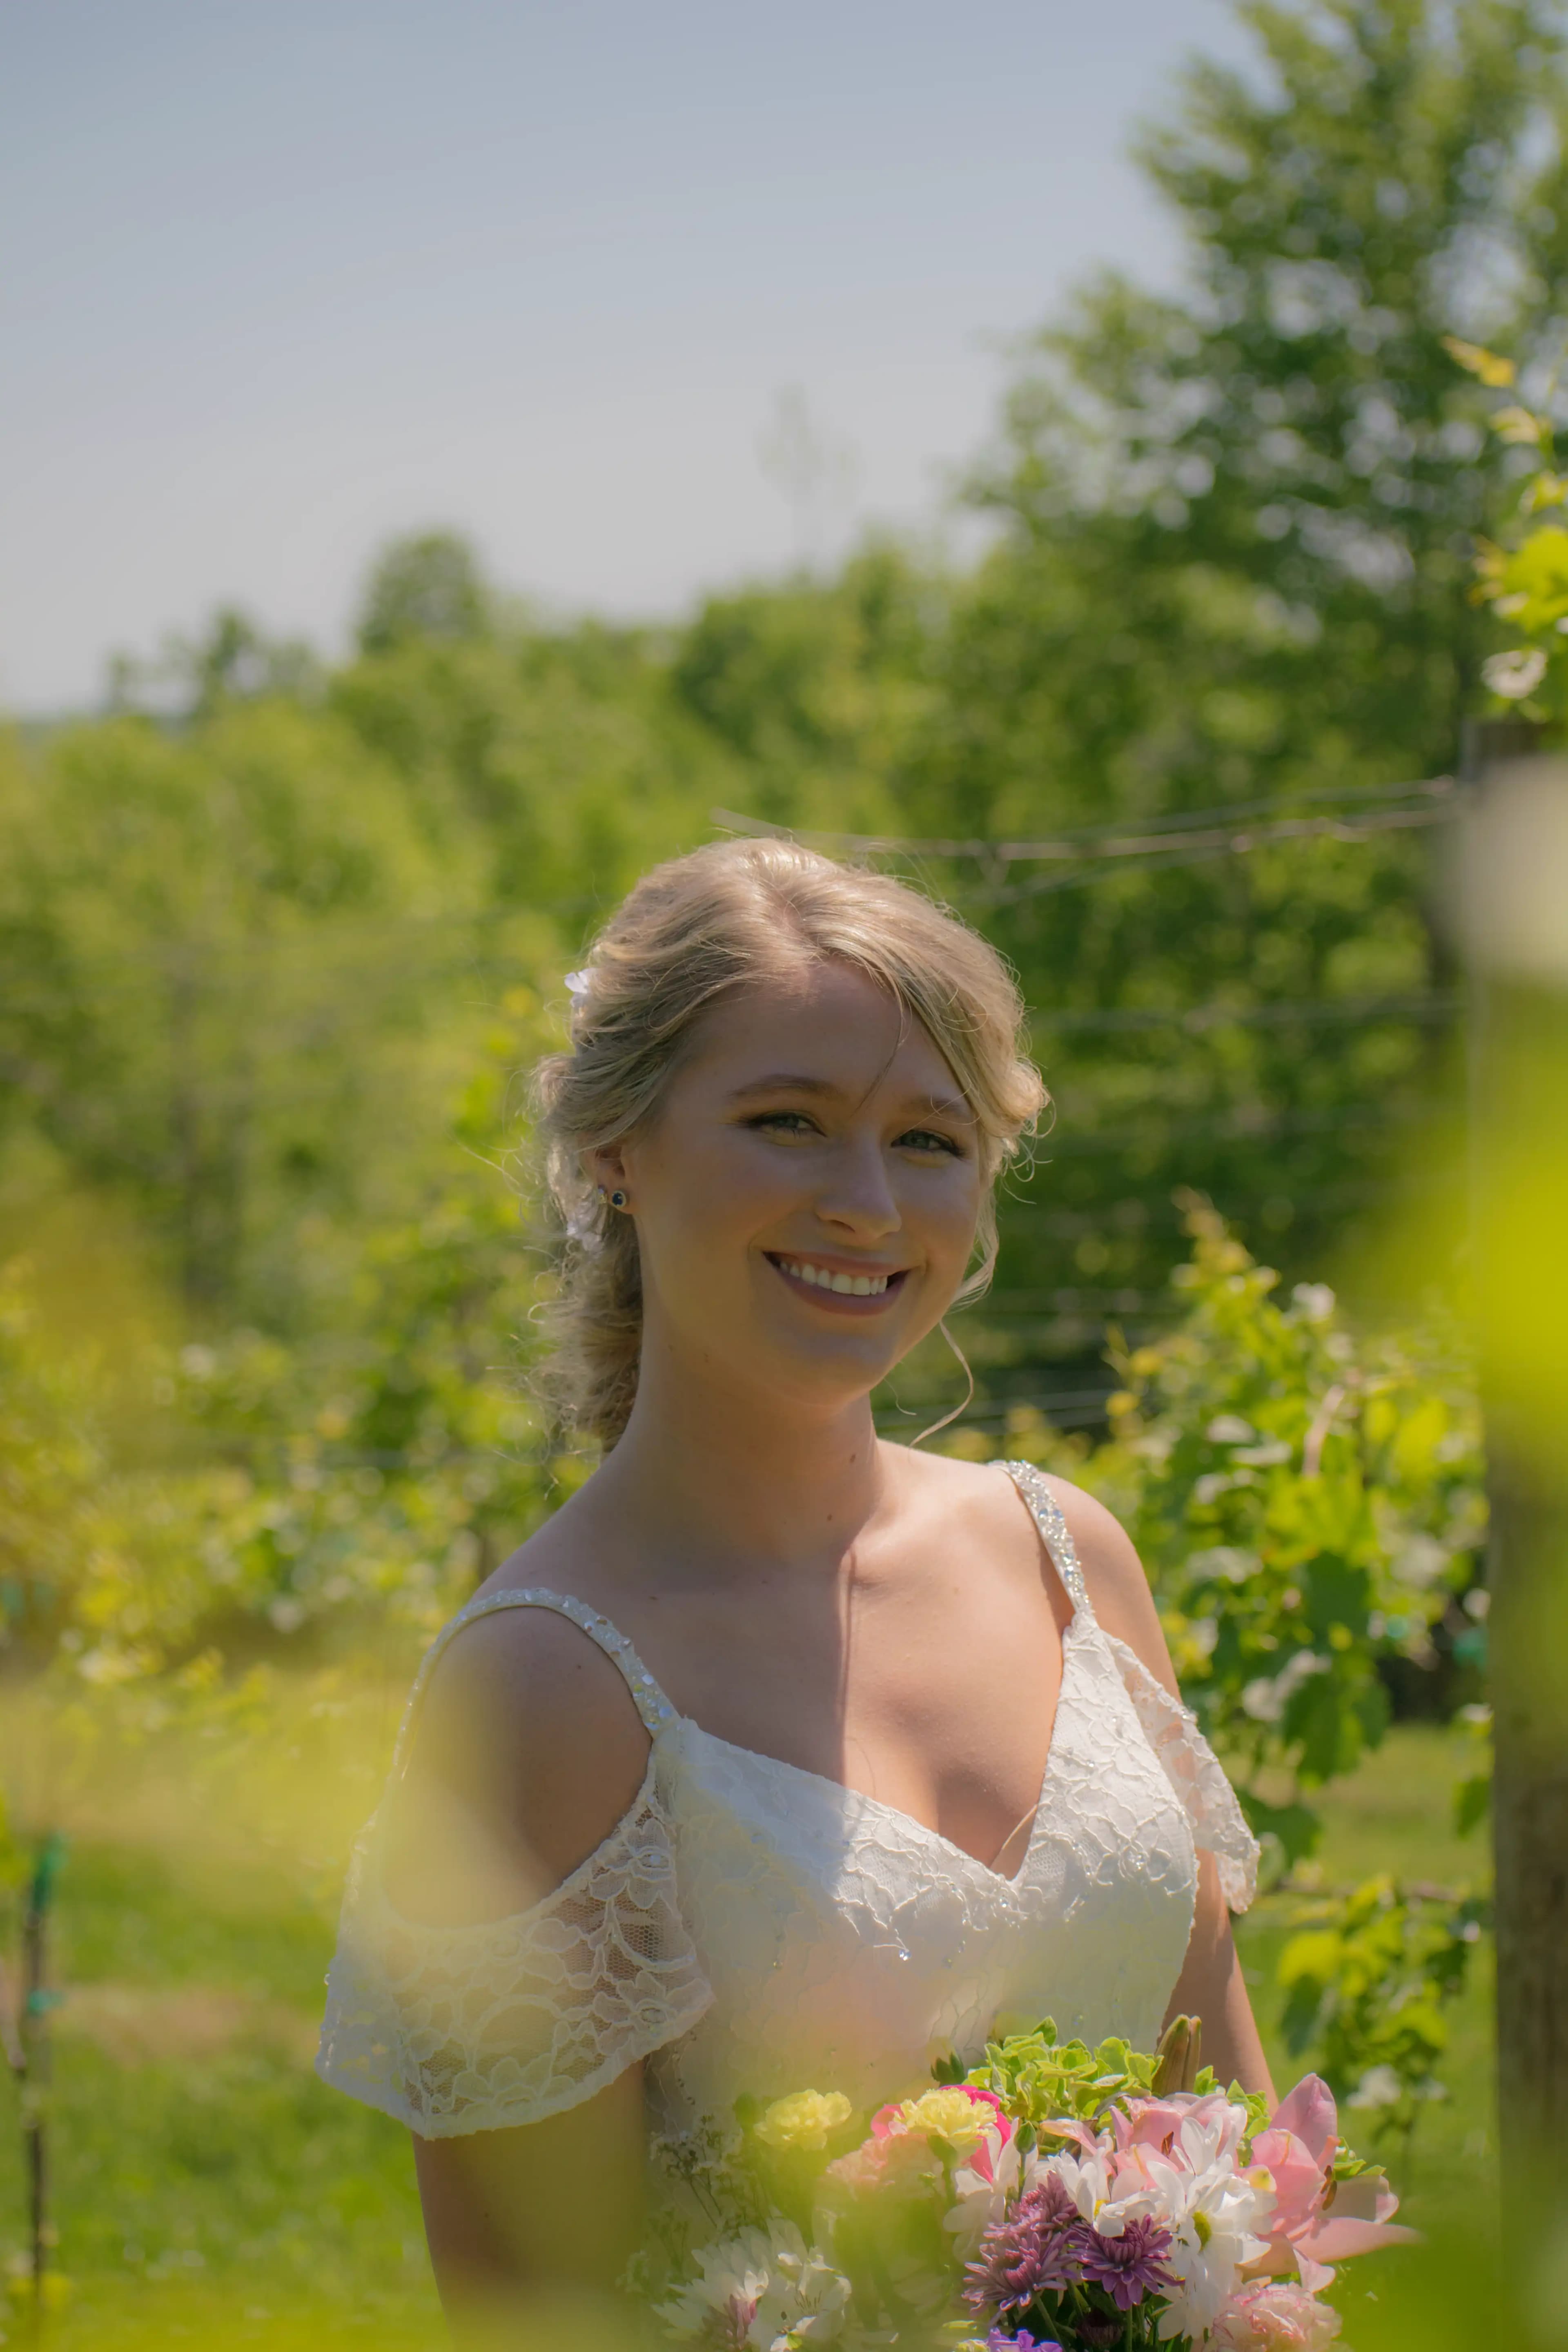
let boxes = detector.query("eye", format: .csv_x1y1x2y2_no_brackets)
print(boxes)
895,1127,965,1157
745,1110,823,1138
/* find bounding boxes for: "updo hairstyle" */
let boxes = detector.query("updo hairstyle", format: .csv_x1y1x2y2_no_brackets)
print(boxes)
532,838,1045,1447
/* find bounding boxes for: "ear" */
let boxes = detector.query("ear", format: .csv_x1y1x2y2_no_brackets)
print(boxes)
584,1143,631,1196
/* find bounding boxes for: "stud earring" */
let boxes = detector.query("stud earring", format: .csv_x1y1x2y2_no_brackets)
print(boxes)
607,1188,629,1210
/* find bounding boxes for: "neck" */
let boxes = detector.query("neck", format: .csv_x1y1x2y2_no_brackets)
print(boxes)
593,1337,887,1581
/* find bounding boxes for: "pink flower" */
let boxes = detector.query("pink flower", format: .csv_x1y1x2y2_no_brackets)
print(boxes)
1245,2078,1415,2289
870,2084,1011,2145
1249,2129,1328,2238
838,2084,1018,2192
1105,2094,1207,2158
1212,2280,1342,2351
1267,2078,1339,2173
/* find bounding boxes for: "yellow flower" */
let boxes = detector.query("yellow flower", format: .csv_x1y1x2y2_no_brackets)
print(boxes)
895,2085,992,2150
753,2089,853,2152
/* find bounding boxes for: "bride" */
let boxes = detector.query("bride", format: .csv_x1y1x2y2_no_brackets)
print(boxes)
317,839,1268,2332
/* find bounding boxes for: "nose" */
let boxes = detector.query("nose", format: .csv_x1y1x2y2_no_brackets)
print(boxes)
814,1135,903,1242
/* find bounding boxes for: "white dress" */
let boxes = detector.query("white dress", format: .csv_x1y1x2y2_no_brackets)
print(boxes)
316,1463,1257,2162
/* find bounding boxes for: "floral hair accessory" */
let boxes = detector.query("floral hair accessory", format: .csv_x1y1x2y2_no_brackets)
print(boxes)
564,1194,606,1250
563,969,592,1001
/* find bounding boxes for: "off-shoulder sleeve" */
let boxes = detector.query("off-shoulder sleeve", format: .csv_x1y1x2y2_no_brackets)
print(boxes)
315,1766,713,2137
1103,1633,1260,1913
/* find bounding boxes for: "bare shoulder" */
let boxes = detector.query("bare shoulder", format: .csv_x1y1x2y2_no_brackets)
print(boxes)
886,1442,1043,1564
1042,1472,1181,1701
902,1443,1180,1699
380,1596,653,1928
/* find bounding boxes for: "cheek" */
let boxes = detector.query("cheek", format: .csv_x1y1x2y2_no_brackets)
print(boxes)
648,1131,794,1261
917,1164,986,1255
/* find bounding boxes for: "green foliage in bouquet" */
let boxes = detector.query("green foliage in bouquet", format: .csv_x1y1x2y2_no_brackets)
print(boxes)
959,2014,1266,2143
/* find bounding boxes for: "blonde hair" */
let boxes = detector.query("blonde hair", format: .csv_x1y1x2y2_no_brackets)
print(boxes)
532,837,1045,1447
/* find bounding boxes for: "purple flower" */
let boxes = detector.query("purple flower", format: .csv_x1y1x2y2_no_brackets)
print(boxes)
965,2178,1083,2313
1075,2216,1179,2312
987,2332,1062,2352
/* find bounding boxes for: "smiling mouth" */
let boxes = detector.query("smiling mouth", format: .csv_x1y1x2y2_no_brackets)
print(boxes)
765,1253,911,1309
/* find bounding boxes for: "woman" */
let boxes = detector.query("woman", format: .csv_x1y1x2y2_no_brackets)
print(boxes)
317,840,1267,2330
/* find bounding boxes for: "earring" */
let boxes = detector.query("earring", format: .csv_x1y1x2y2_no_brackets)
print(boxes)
606,1187,629,1210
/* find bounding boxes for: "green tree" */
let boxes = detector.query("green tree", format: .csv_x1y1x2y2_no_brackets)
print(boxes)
0,699,466,1321
888,0,1568,1400
354,530,492,658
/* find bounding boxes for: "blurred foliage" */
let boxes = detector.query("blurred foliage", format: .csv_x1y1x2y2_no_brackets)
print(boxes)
962,1199,1486,1867
1276,1875,1488,2150
1447,336,1568,721
0,1001,584,1693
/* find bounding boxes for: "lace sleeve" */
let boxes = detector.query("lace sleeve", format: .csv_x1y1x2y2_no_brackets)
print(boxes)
1103,1634,1260,1914
315,1768,714,2137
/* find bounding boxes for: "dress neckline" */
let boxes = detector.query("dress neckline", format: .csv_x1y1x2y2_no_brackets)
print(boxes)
392,1462,1090,1887
676,1608,1089,1890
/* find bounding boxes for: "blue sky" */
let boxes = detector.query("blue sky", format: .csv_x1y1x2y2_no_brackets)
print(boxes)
2,0,1254,709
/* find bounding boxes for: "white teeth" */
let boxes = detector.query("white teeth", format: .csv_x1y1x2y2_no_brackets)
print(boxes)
779,1258,892,1296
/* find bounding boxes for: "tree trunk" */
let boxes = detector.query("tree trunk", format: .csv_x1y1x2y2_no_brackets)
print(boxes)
1463,724,1568,2248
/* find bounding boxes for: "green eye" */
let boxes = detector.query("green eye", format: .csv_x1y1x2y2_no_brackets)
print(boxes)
898,1128,963,1156
748,1111,819,1136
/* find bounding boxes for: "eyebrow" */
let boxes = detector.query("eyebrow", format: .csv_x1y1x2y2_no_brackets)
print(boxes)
726,1073,974,1121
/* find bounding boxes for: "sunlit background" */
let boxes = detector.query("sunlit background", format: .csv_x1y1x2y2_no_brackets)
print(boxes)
3,1,1567,2345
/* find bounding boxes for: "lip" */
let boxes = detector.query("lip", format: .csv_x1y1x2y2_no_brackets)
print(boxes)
764,1251,912,1315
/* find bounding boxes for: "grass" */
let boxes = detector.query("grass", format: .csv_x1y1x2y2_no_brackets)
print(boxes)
0,1719,1494,2350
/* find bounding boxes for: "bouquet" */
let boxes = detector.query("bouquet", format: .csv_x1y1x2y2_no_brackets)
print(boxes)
648,2018,1411,2352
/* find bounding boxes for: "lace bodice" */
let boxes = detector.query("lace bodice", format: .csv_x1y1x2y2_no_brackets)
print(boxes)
317,1463,1258,2146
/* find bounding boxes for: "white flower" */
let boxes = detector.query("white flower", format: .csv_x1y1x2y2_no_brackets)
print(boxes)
563,968,593,999
657,2223,851,2350
1039,2145,1166,2239
943,2133,1045,2259
1482,648,1548,700
1155,2156,1276,2341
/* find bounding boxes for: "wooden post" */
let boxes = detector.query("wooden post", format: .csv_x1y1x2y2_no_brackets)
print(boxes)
18,1836,65,2345
1461,722,1568,2245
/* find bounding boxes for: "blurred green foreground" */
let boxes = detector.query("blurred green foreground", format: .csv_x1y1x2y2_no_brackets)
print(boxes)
0,1718,1503,2352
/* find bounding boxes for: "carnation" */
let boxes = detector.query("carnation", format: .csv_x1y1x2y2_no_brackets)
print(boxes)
1212,2281,1343,2352
753,2089,854,2152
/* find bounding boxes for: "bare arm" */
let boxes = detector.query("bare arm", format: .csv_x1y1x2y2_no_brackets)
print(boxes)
379,1607,657,2328
411,2074,648,2337
1051,1479,1276,2104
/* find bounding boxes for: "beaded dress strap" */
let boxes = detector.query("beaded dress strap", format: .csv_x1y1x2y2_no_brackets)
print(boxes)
389,1588,677,1778
996,1460,1090,1616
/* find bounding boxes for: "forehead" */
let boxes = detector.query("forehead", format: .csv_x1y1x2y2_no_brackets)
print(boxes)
682,960,965,1102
